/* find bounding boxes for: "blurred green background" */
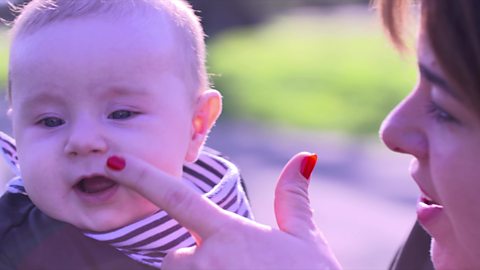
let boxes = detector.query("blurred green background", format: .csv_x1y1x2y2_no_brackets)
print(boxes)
0,30,7,91
208,10,415,134
0,1,416,135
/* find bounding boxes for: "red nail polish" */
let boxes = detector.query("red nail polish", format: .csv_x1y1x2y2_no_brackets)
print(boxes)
301,154,317,180
107,156,126,171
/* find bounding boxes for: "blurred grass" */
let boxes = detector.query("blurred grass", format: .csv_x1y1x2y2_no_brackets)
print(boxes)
208,8,416,134
0,29,8,90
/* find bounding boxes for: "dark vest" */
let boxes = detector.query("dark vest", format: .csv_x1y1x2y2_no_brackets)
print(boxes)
0,192,155,270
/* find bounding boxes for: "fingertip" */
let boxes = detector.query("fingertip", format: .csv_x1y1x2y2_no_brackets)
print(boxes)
279,152,317,181
106,155,126,171
275,152,315,201
275,151,318,237
300,153,317,180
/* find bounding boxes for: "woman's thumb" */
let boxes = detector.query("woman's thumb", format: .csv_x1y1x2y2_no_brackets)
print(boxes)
274,152,319,239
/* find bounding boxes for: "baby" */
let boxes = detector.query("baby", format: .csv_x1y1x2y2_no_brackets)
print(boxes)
0,0,252,269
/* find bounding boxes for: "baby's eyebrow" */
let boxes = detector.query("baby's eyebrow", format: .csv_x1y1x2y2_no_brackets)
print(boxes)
106,86,150,97
18,92,64,108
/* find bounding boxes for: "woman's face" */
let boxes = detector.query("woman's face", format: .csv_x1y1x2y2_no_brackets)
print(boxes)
380,30,480,270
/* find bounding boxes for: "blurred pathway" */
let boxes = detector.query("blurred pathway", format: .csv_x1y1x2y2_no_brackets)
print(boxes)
208,119,418,270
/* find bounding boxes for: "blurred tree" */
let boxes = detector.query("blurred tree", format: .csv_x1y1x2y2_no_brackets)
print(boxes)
0,0,263,37
188,0,263,37
0,1,18,24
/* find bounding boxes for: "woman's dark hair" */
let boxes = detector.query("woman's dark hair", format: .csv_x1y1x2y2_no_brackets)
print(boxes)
377,0,480,110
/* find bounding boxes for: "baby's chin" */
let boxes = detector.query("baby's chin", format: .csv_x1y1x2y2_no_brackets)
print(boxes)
76,220,127,233
70,207,160,233
76,219,136,233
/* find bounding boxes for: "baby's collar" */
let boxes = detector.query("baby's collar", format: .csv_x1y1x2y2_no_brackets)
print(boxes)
0,131,20,177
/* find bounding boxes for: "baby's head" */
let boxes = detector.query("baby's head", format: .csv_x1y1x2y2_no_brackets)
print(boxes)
9,0,211,98
7,0,222,232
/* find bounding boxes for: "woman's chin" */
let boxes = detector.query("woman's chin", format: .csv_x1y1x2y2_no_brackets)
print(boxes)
431,239,473,270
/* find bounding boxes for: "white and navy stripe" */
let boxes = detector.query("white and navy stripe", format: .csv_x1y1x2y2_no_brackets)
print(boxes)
0,131,20,177
0,132,253,269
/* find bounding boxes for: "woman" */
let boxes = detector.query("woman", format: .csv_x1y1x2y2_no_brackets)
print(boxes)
381,0,480,269
106,0,480,269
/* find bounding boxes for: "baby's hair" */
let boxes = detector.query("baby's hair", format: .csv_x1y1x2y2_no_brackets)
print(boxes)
8,0,209,100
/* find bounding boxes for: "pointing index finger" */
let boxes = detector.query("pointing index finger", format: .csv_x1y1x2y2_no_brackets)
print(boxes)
105,154,230,240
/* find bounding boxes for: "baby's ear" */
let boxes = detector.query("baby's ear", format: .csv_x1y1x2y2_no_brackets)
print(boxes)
185,89,222,162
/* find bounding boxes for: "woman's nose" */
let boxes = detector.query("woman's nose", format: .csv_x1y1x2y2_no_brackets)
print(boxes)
64,120,108,156
379,93,428,159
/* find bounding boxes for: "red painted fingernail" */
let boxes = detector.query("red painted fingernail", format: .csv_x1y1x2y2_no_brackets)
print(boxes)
107,156,126,171
300,154,317,180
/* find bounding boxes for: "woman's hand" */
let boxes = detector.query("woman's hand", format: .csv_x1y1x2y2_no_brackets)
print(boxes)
105,152,342,270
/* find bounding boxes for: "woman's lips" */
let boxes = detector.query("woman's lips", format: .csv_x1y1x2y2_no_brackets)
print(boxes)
75,176,119,204
417,194,444,229
420,193,438,205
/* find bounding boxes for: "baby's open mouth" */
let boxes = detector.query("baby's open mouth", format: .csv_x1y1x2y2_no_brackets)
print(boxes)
76,176,117,194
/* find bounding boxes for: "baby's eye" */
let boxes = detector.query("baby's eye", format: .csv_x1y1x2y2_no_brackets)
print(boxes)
38,117,65,128
108,110,138,120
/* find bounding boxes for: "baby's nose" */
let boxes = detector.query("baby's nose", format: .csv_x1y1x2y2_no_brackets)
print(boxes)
64,121,108,156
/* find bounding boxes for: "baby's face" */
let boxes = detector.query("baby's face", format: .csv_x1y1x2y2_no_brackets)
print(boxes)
9,16,196,231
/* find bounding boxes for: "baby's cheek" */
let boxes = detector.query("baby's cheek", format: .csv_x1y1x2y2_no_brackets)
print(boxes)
20,154,62,200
